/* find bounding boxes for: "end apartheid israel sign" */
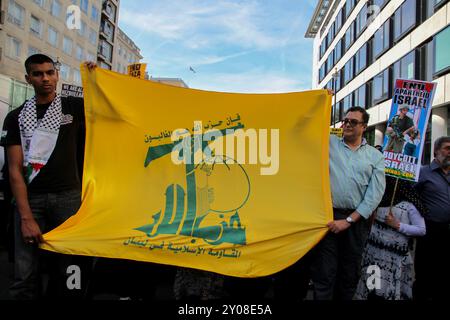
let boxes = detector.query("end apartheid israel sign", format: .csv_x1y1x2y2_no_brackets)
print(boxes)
382,79,436,182
40,66,333,277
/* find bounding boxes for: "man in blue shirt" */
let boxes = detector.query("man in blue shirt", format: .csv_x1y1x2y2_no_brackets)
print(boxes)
413,136,450,300
311,106,386,300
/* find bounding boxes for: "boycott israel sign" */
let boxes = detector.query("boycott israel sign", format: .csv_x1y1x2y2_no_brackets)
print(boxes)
382,79,436,181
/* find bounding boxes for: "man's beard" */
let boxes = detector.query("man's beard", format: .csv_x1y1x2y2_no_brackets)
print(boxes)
437,155,450,169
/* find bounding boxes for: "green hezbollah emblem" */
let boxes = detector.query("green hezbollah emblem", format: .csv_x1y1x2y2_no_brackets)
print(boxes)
136,131,248,245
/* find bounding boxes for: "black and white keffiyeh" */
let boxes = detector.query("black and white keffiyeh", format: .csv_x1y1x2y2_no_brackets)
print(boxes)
19,94,62,183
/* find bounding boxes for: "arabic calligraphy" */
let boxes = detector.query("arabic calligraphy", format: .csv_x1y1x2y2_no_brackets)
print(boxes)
136,116,250,246
136,155,249,245
144,113,241,144
122,238,242,259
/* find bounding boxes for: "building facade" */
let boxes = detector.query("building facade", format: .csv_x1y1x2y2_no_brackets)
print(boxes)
0,0,102,87
114,27,142,74
306,0,450,162
0,0,142,112
97,0,118,70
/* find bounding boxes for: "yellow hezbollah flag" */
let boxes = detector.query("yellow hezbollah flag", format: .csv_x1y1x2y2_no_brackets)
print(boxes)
41,66,333,277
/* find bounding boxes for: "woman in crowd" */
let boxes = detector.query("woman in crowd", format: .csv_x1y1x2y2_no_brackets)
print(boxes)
354,176,427,300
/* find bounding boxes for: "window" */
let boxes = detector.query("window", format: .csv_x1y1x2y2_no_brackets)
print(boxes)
101,20,114,41
99,61,111,70
448,107,450,135
63,36,73,55
372,68,391,105
78,20,87,37
91,5,99,22
28,46,40,57
355,44,367,75
76,45,84,61
356,4,368,36
394,0,417,41
73,69,81,85
354,84,367,109
89,28,97,45
48,26,58,46
60,63,70,81
6,35,21,59
342,94,353,114
7,0,25,27
99,40,112,62
344,22,355,52
366,80,373,109
335,8,343,33
434,0,448,10
319,63,326,83
367,38,374,66
320,39,327,59
346,0,356,18
327,24,335,48
104,1,116,21
30,15,42,37
327,52,335,72
372,0,389,10
335,39,343,63
33,0,45,7
373,19,390,59
325,79,334,91
419,41,434,81
10,81,35,109
81,0,88,13
344,58,354,85
332,103,342,125
334,69,343,92
434,26,450,76
393,51,416,83
86,51,95,62
51,0,61,17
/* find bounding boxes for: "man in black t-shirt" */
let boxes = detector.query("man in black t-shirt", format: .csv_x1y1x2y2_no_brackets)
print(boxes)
0,54,95,300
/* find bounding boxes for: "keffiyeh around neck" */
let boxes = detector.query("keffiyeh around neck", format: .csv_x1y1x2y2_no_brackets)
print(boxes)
19,94,62,183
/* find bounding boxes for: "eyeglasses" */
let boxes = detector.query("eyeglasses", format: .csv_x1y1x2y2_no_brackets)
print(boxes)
342,118,365,127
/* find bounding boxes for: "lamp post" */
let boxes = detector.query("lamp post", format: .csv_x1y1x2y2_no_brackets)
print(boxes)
331,67,339,128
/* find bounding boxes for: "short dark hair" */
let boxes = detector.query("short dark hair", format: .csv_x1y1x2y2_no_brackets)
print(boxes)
434,136,450,156
346,106,369,124
25,54,55,74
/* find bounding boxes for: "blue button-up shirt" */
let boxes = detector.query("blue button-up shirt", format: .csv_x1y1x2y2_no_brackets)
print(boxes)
415,160,450,223
329,135,386,219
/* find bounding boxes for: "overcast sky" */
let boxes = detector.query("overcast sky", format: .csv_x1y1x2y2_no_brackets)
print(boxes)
119,0,316,93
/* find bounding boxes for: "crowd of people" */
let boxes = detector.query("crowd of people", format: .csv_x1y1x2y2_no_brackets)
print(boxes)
0,54,449,301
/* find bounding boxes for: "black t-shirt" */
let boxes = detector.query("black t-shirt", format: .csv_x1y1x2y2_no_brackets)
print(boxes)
0,96,85,193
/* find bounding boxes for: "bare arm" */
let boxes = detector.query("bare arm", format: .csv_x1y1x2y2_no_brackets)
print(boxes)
7,145,44,243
